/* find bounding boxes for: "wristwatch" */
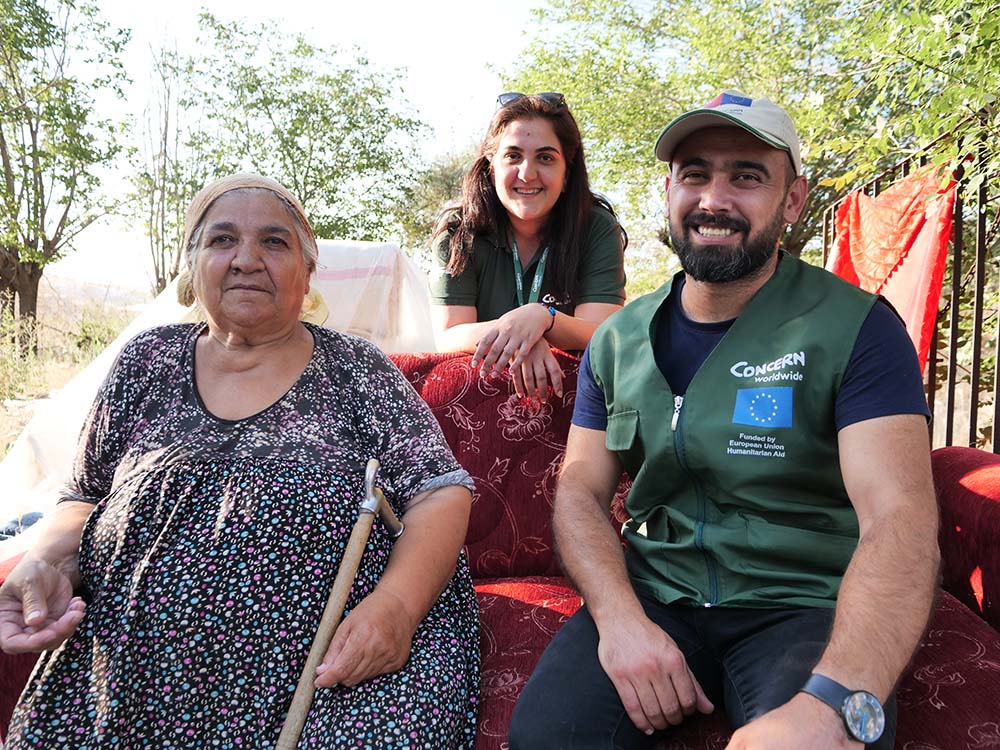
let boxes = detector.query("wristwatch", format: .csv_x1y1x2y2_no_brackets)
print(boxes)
800,673,885,743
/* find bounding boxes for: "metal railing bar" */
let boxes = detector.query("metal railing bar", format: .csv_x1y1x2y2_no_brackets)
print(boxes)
822,208,831,267
928,319,938,447
969,156,987,447
993,289,1000,452
946,150,966,447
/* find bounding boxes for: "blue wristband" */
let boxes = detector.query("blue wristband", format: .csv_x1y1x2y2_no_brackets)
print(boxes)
539,303,556,332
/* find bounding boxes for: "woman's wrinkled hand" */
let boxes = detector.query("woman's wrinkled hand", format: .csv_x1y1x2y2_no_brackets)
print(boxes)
471,303,552,377
314,587,417,688
511,339,564,402
0,557,85,654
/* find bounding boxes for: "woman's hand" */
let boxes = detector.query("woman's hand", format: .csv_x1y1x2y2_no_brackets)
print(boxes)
313,485,470,689
0,557,85,654
472,303,552,377
314,587,417,688
511,339,564,402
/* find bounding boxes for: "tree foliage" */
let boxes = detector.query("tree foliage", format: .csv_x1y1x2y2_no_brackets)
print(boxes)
181,14,423,243
128,15,427,294
130,46,214,295
503,0,939,267
844,0,1000,448
393,146,477,260
0,0,127,324
844,0,1000,195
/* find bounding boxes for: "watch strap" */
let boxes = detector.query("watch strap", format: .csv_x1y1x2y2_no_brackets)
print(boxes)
800,673,850,713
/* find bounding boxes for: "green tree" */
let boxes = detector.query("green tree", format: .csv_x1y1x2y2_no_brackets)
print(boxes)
181,13,424,242
844,0,999,194
394,146,477,257
505,0,916,262
130,46,214,295
0,0,128,328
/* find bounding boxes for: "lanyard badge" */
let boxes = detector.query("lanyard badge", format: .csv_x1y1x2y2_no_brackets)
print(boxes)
511,236,549,306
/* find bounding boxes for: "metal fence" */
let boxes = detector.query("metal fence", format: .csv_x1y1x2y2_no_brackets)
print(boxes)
821,131,999,451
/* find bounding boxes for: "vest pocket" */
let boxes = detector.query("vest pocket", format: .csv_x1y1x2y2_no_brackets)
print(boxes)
738,513,858,579
606,410,639,451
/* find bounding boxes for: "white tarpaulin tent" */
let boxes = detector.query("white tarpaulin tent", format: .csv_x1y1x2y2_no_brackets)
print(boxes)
0,240,435,526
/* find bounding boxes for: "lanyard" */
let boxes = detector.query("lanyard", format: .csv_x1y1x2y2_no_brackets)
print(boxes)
510,236,549,306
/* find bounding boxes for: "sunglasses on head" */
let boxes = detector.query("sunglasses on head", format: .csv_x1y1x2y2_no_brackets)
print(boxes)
496,91,567,109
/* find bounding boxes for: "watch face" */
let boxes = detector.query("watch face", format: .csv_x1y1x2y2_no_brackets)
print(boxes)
842,691,885,743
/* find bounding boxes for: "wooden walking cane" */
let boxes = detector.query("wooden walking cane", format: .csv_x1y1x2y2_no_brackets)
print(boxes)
276,458,404,749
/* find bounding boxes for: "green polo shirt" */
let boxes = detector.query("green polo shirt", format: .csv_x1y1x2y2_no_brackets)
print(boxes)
428,204,626,322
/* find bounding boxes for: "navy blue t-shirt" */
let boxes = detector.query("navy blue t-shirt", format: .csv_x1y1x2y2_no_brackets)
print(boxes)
574,276,930,431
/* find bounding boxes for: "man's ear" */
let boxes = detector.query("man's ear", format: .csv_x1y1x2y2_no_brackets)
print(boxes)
664,174,672,214
782,174,809,224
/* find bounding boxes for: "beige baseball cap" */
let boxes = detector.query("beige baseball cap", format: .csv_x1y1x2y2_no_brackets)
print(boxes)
654,90,802,174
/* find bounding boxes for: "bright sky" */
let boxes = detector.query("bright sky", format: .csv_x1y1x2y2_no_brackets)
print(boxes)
49,0,541,292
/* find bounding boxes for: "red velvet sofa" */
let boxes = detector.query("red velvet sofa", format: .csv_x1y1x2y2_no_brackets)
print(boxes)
3,350,1000,748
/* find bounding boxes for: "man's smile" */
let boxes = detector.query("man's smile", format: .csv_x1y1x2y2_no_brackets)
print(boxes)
683,211,751,244
695,226,738,238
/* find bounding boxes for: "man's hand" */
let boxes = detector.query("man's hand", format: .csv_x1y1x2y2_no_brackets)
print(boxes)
510,339,564,401
0,557,85,654
315,588,417,688
471,304,551,377
598,613,714,734
725,693,863,750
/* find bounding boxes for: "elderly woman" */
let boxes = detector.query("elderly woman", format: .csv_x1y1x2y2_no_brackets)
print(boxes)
0,174,480,748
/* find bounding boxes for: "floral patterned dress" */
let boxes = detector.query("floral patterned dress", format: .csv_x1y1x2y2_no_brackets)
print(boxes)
7,323,480,750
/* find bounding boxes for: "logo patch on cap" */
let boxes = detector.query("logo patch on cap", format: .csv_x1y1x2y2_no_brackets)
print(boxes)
706,92,753,109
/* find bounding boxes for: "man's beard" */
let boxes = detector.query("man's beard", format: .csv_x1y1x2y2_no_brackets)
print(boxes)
667,208,785,283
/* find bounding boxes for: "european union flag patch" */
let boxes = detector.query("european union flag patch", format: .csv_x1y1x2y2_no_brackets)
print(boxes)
732,387,793,428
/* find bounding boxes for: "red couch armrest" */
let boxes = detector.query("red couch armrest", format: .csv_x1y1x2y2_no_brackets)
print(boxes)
931,446,1000,631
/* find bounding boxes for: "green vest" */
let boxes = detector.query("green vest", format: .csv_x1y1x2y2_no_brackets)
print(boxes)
589,255,878,609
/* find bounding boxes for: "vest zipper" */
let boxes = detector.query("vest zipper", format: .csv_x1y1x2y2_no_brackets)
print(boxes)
671,394,720,606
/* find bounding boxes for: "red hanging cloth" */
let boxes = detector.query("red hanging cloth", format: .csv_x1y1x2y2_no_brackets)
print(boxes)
826,165,957,373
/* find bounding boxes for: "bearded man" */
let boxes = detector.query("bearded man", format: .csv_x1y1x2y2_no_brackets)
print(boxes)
508,91,939,750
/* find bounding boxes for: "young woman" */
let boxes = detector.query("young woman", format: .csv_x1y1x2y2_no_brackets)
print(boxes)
430,92,626,402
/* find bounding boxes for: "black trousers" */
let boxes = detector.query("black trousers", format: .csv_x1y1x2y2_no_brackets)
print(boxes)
508,595,897,750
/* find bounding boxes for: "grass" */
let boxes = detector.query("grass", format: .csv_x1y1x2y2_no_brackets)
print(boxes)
1,277,141,461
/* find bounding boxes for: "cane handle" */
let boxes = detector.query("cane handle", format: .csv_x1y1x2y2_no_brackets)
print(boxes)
374,488,405,539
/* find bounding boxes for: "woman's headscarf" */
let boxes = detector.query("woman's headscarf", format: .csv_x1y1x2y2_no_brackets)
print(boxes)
181,173,316,264
176,173,328,324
